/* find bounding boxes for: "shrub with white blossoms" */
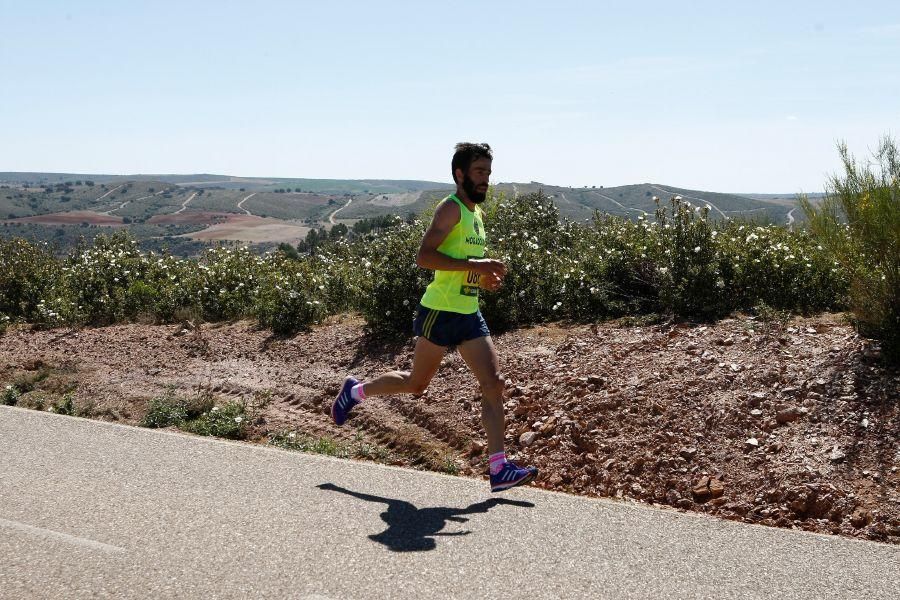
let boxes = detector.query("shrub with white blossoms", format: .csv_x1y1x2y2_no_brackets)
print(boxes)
0,189,852,337
254,255,328,335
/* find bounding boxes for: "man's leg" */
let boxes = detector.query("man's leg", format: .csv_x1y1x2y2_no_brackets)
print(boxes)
332,336,445,425
456,335,505,454
458,334,537,491
361,336,446,397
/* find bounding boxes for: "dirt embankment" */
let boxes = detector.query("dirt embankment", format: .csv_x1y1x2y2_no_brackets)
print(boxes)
1,313,897,544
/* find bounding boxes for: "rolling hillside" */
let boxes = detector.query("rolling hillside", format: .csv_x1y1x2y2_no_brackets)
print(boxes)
1,172,812,256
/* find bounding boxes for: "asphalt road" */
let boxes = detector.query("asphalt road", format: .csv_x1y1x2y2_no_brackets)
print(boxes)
1,406,898,599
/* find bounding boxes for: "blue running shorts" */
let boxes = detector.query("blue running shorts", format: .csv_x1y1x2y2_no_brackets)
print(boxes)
412,303,490,347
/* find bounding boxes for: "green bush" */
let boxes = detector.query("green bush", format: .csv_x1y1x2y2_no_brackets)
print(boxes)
802,137,900,361
182,400,247,439
653,197,724,318
142,390,188,428
0,238,62,323
2,384,20,406
196,247,262,321
356,218,429,337
254,256,327,335
50,393,75,416
0,187,853,338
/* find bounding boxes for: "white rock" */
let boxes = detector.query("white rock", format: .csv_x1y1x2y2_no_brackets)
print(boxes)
746,437,759,448
519,432,539,447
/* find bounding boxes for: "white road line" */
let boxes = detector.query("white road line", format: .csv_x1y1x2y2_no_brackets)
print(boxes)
174,192,198,215
328,197,352,224
650,185,728,220
98,189,168,216
0,517,126,554
589,190,648,215
237,192,257,216
94,184,123,201
787,207,797,229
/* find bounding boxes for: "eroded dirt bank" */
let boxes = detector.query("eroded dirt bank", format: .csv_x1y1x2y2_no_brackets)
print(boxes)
2,313,898,543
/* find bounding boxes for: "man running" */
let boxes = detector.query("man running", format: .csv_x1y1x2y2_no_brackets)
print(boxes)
331,142,538,492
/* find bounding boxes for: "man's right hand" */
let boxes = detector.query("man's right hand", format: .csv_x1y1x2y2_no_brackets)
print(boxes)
469,258,507,278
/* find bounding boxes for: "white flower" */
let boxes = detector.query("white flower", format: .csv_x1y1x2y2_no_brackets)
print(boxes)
694,246,701,253
211,406,219,412
234,416,243,424
403,299,409,306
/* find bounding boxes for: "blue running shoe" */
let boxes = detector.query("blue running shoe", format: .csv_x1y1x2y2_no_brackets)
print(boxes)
490,461,538,492
331,376,359,426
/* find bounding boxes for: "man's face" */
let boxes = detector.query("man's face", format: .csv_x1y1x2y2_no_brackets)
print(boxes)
459,157,492,204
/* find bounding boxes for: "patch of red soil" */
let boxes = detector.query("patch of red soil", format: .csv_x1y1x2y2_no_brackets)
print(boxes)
4,211,124,226
1,313,897,544
147,211,233,225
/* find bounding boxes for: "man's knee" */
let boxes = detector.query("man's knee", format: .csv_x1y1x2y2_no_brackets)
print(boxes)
480,376,505,400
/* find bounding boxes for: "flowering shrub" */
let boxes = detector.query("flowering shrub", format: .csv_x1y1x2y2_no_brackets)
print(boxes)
254,255,328,335
355,218,430,337
0,238,63,324
181,401,248,439
652,197,724,317
0,190,852,338
62,232,148,324
196,246,262,321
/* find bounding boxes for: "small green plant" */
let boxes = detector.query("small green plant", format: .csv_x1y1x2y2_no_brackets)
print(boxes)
141,389,188,428
269,430,392,462
50,393,76,415
182,400,247,439
753,302,791,337
439,456,460,475
184,385,216,419
2,384,20,406
270,430,346,456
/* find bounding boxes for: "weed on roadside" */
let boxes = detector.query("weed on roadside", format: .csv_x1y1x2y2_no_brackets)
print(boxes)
269,430,392,462
181,400,247,439
753,301,792,337
141,388,188,428
49,393,75,416
2,384,20,406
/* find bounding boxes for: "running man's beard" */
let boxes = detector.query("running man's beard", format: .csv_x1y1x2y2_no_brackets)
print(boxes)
463,174,487,204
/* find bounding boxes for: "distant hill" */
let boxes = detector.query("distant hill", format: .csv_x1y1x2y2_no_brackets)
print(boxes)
1,171,815,256
0,172,448,195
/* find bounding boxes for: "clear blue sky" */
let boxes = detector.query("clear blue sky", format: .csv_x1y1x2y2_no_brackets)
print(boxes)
2,1,898,192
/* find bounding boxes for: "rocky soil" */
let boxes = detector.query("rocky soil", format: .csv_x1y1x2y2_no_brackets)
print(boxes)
2,312,898,544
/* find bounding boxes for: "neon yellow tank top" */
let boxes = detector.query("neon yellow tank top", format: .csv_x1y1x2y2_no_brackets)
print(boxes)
420,194,486,314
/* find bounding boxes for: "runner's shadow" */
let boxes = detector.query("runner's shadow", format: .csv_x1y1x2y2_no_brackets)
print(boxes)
316,483,534,552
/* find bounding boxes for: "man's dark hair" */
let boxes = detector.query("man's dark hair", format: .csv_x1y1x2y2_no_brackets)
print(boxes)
451,142,492,184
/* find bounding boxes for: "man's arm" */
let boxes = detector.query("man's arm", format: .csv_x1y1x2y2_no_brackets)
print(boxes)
416,200,506,277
